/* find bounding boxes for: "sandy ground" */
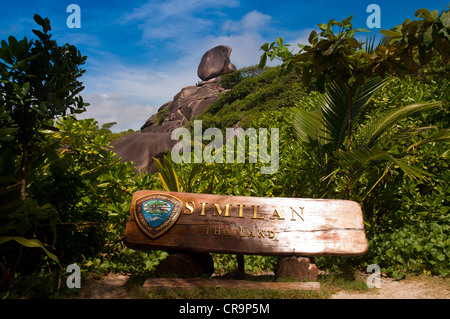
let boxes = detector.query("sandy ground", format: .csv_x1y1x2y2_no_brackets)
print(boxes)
331,272,450,299
78,275,132,299
77,273,449,299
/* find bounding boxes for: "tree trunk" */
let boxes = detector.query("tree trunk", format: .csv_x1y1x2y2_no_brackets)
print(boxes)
237,255,245,274
347,85,353,152
346,85,353,199
20,140,27,201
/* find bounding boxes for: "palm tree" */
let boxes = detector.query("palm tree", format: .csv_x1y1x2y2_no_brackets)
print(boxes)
292,74,446,200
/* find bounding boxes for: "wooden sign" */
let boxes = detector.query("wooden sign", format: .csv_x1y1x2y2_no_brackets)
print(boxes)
124,190,368,256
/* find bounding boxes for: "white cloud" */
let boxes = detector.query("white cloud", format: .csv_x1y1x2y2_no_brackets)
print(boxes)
119,0,239,43
79,92,155,132
121,0,240,23
62,32,102,48
80,46,202,132
222,10,272,34
286,28,316,53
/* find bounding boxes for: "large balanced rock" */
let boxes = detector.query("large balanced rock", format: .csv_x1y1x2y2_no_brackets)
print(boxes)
197,45,237,81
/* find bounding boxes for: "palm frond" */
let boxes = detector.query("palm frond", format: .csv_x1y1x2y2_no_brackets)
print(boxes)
351,75,388,117
153,156,181,192
364,34,388,54
357,101,442,148
406,128,450,151
338,148,432,189
321,81,351,151
292,108,331,166
181,162,205,193
321,74,388,151
292,108,323,145
370,126,435,150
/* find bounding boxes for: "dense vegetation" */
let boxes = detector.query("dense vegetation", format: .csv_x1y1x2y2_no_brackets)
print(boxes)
176,60,449,279
0,7,449,297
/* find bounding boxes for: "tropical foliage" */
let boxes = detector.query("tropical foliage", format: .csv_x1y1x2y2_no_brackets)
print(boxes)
0,15,159,292
291,76,445,199
0,14,87,288
259,7,450,89
1,6,449,296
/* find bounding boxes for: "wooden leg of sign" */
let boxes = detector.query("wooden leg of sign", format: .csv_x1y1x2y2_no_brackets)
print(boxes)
237,255,245,274
189,252,214,277
155,252,214,278
274,256,319,281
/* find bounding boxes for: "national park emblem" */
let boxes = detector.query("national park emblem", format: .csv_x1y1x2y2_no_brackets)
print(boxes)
134,193,182,239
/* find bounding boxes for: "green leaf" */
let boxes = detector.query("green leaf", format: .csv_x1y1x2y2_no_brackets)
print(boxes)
318,23,328,31
164,155,180,191
430,10,439,19
308,30,318,46
423,25,434,47
440,10,450,28
276,37,284,46
364,34,383,54
32,29,47,42
415,8,434,22
259,53,267,69
380,29,402,38
8,36,18,55
33,14,44,26
269,48,279,60
20,82,30,97
39,102,49,115
260,42,269,51
33,14,51,33
0,236,61,267
320,75,388,152
292,108,324,145
44,147,59,162
386,249,394,258
342,15,354,28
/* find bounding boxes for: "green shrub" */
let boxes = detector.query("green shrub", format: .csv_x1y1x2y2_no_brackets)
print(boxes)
154,109,169,125
0,14,87,287
367,216,449,279
219,70,243,89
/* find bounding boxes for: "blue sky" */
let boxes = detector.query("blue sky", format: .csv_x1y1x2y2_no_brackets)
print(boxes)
1,0,447,132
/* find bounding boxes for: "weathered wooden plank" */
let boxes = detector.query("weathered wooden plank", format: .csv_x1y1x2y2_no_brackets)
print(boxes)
143,277,321,294
124,190,368,256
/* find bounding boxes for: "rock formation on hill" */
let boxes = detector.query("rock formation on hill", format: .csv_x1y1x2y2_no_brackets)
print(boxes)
110,45,236,173
140,75,227,134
